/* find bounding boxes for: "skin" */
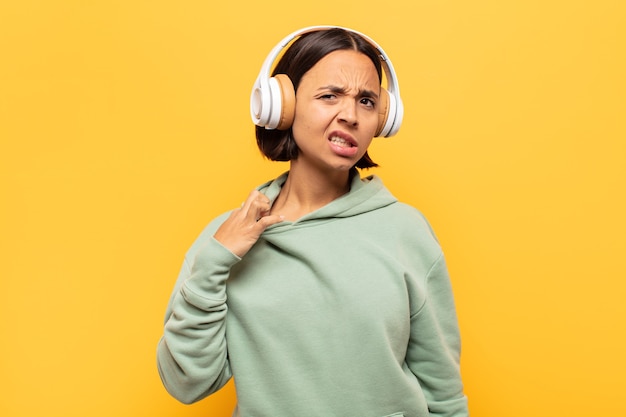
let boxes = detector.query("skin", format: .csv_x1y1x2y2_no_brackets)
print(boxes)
214,50,381,257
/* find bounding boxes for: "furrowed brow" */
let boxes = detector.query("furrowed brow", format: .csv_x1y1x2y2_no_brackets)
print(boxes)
318,85,379,99
358,89,379,100
317,85,347,94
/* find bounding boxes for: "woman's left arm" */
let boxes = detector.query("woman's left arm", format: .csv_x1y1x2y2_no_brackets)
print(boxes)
407,253,469,417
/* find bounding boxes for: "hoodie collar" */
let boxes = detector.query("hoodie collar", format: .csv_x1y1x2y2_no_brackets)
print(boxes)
257,169,397,224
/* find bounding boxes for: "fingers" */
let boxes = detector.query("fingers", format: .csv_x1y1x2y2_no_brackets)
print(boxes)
214,189,283,258
240,190,272,222
256,213,285,228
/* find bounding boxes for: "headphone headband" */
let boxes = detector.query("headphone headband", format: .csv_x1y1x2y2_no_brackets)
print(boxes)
251,25,404,137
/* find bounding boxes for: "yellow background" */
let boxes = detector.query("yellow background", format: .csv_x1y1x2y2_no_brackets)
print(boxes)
1,1,624,416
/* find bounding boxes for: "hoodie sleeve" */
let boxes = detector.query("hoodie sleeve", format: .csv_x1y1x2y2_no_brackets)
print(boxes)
407,253,469,416
156,235,241,404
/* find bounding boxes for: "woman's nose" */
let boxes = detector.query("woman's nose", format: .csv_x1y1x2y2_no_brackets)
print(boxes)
337,100,358,127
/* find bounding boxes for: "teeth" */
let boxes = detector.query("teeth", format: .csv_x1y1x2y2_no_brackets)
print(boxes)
330,136,353,147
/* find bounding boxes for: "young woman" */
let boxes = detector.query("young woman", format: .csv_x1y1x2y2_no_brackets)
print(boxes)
157,26,469,417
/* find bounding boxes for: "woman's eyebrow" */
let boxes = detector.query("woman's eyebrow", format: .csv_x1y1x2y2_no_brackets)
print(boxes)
317,85,379,99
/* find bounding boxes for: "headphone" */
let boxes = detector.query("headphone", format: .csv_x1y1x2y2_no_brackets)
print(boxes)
250,25,404,137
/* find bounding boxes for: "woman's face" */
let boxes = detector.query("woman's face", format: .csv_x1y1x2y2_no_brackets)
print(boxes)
291,49,380,173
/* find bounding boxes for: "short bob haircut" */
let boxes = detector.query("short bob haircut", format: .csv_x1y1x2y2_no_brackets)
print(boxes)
255,28,383,169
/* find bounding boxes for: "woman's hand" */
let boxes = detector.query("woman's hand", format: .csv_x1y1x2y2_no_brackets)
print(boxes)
213,190,284,258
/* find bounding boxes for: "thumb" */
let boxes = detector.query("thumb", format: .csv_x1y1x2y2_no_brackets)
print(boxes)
256,214,285,229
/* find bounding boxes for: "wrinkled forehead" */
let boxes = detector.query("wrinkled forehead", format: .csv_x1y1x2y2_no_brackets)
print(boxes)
301,50,381,90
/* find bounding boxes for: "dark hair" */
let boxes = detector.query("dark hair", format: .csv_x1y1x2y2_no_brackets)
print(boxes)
255,28,383,169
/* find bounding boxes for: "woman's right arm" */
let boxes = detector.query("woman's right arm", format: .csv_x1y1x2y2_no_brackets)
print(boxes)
157,235,240,404
157,190,283,404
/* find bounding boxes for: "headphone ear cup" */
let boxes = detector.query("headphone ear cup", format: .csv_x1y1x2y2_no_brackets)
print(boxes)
376,88,390,137
385,92,402,137
274,74,296,130
251,80,270,127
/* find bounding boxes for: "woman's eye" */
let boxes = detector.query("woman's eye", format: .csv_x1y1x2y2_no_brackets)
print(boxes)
361,98,375,108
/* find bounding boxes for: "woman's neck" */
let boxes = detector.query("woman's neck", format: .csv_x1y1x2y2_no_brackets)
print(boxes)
270,162,353,221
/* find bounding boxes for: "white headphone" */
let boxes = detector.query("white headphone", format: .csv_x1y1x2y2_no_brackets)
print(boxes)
250,25,404,137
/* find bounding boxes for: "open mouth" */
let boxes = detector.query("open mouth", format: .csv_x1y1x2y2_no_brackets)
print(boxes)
329,135,356,148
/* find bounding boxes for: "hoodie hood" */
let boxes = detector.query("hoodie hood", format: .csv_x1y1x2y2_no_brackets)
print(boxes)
257,169,398,224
